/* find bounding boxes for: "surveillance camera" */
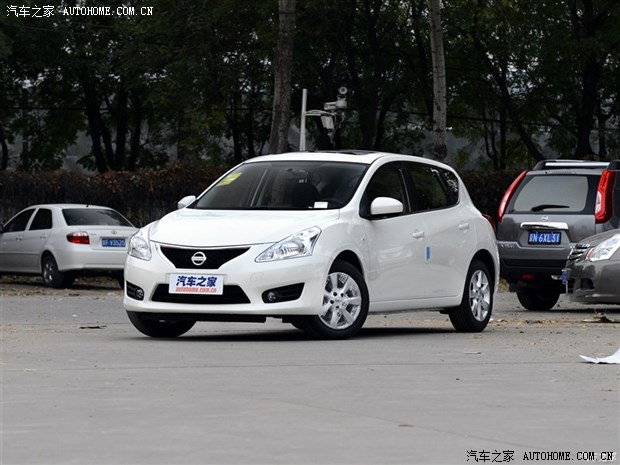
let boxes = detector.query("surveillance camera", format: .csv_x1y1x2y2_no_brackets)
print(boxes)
338,86,348,96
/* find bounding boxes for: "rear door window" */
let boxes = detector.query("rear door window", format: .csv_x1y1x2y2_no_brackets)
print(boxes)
29,208,53,230
510,175,597,214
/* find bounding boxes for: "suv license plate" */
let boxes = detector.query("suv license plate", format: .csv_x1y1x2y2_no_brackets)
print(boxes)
528,231,561,245
102,238,126,247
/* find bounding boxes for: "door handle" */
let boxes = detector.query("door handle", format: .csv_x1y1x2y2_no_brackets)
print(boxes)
16,235,23,241
412,230,425,239
458,223,470,231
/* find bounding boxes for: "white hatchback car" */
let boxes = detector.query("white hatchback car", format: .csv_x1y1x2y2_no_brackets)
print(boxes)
0,204,137,288
124,151,499,339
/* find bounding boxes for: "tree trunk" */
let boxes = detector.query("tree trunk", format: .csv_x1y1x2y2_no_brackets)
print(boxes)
128,97,142,171
0,125,9,170
269,0,295,154
428,0,447,160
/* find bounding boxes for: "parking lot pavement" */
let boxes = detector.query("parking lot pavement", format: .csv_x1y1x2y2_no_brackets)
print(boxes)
1,277,619,465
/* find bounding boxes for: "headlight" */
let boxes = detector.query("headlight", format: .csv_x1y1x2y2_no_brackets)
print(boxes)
255,226,321,262
586,235,620,262
128,227,152,261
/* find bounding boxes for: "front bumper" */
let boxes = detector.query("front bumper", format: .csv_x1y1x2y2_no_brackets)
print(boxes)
564,260,620,305
123,243,330,316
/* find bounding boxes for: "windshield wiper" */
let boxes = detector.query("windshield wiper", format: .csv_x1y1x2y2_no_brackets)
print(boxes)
530,204,570,212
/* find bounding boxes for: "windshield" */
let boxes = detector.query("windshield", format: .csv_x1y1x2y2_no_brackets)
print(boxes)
192,161,368,210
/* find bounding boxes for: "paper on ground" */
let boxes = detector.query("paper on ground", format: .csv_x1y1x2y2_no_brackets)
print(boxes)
579,348,620,364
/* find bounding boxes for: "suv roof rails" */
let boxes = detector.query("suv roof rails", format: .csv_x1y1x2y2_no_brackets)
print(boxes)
533,159,610,171
607,159,620,170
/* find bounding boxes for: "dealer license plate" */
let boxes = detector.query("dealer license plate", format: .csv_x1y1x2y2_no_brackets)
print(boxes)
168,273,224,295
528,231,561,245
102,238,126,247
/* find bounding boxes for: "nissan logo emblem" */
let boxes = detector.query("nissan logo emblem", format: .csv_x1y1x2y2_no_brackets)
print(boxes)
191,251,207,266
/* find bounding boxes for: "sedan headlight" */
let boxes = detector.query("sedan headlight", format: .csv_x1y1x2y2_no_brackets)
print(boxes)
255,226,321,262
586,234,620,262
128,227,152,261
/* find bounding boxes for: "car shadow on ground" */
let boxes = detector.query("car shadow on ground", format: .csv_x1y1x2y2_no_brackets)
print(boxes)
0,276,122,293
123,325,455,343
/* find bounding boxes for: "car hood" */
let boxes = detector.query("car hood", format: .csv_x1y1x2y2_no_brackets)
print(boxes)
149,208,339,247
578,229,620,247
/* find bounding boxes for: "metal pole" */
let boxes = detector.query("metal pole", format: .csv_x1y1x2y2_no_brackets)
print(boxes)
300,88,307,151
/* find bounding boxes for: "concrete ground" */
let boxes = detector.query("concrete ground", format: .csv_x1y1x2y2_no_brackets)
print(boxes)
1,277,618,465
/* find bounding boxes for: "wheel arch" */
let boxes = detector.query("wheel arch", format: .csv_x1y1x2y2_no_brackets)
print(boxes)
40,249,54,273
471,249,497,288
333,250,364,277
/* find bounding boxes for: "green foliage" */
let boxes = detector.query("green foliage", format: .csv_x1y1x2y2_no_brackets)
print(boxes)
1,0,619,171
0,162,226,226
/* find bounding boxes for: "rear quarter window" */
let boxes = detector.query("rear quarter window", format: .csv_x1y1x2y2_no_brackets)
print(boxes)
510,175,597,214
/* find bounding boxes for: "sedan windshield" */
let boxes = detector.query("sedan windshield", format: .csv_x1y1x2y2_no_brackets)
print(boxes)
192,161,368,210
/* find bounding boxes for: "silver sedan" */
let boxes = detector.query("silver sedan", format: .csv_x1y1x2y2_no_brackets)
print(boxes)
0,204,137,288
563,229,620,305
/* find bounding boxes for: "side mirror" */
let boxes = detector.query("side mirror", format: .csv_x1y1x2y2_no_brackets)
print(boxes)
177,195,197,210
369,197,403,218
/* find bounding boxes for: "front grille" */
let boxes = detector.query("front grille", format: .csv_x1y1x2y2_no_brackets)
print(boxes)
151,284,250,304
567,243,590,264
159,246,249,269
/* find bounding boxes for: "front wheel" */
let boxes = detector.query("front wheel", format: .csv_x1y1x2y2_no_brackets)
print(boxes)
302,260,369,340
516,288,560,311
127,311,195,338
449,259,493,332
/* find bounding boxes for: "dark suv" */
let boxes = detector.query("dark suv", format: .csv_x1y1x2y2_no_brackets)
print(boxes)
497,159,620,310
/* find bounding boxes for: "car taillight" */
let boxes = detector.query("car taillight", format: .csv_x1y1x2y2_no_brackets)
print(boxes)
498,170,528,222
595,170,616,224
67,232,90,244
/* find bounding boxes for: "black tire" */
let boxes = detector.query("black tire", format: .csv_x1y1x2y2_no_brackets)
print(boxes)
115,272,125,289
42,254,73,289
127,311,195,338
516,288,560,311
302,260,369,340
449,259,493,332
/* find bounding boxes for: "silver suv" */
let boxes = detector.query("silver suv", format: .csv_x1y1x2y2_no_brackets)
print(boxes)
497,159,620,310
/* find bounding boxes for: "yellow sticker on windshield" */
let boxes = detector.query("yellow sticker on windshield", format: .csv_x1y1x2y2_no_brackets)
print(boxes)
216,173,242,186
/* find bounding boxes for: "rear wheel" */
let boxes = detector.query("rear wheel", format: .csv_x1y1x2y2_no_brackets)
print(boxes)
516,288,560,311
127,311,195,338
42,254,73,289
449,259,493,332
302,260,368,340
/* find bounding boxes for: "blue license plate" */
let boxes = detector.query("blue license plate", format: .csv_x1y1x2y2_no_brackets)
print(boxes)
528,231,561,245
102,238,126,247
561,269,569,285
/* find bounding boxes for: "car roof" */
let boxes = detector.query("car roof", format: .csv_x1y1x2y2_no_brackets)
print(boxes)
24,204,117,210
243,150,453,170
